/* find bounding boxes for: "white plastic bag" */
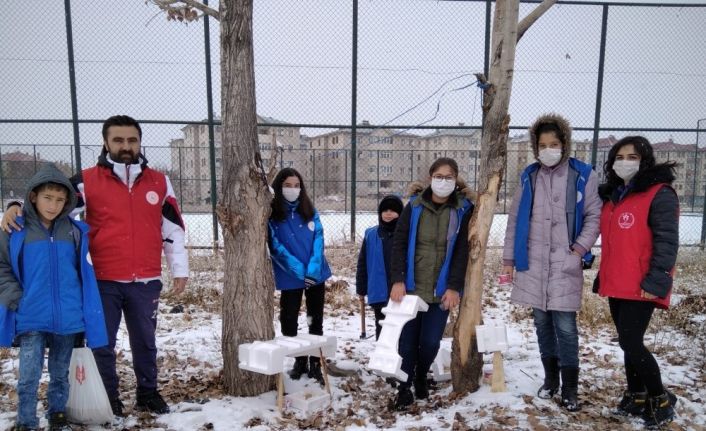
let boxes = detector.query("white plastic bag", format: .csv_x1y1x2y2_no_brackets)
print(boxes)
65,347,114,425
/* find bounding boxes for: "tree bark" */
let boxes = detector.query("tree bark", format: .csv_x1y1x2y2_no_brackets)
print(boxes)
451,0,555,394
218,0,275,396
451,0,519,393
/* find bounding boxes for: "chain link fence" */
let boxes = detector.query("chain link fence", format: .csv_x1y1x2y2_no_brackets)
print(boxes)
1,1,705,248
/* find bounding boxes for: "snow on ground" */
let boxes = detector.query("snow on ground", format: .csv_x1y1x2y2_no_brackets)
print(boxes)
1,250,705,430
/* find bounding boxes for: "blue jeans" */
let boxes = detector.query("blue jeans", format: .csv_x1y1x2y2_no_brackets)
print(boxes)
398,303,449,386
17,332,76,428
532,308,579,369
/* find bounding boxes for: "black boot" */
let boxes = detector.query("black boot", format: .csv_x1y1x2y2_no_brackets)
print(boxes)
642,391,677,428
136,389,170,414
413,373,429,400
289,356,309,380
48,412,71,431
537,357,560,399
615,390,647,416
307,356,325,385
394,385,414,410
560,367,580,412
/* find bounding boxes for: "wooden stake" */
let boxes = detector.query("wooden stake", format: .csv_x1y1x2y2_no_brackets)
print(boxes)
319,348,332,401
276,372,284,413
491,351,507,392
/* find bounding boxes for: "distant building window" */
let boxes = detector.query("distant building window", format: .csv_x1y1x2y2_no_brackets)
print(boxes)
380,151,392,159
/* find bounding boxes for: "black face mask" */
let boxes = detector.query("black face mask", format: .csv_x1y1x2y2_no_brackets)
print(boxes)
380,217,399,232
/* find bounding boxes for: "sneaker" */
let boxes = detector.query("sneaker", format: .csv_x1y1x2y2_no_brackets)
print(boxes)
615,391,647,416
394,386,414,411
48,412,71,431
136,390,170,414
288,356,308,380
643,391,677,429
110,398,125,417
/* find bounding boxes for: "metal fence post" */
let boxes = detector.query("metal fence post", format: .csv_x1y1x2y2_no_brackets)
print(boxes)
591,4,609,167
64,0,82,176
376,150,380,200
699,118,706,250
350,0,359,242
204,0,219,249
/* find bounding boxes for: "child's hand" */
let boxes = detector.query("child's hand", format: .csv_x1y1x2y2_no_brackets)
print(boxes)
1,205,23,233
171,277,188,295
441,289,460,310
390,282,406,302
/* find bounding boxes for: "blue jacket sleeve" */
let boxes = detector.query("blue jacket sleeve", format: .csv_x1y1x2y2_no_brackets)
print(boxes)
268,221,306,280
305,211,326,282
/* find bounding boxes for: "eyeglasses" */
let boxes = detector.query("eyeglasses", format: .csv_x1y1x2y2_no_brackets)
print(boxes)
432,175,456,183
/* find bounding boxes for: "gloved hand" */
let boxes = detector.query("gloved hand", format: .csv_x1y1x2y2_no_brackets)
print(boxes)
592,273,600,294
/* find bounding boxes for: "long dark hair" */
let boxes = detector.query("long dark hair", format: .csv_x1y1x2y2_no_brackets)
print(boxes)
603,136,675,187
270,168,315,222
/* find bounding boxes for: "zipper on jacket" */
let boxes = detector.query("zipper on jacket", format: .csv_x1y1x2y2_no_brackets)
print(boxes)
49,231,61,333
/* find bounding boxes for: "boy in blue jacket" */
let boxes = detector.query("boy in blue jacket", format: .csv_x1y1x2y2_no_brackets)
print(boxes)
356,195,403,340
0,164,108,431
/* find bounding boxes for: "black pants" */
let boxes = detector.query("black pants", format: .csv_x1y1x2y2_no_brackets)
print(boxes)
92,280,162,400
279,283,325,337
609,297,664,396
371,303,386,340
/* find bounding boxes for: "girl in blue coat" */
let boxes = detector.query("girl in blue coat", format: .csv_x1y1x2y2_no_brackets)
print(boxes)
268,168,331,384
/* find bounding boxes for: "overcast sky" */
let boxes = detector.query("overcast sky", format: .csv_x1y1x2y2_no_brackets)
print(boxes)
1,0,705,167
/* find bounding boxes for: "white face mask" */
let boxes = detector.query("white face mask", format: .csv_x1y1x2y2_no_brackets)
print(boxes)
613,160,640,182
282,187,301,202
431,178,456,198
538,148,562,167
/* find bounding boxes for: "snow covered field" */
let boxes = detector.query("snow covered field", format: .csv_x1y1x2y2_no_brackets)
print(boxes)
182,212,706,248
1,248,704,431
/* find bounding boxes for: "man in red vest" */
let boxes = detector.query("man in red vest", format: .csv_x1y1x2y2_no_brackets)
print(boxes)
2,115,189,418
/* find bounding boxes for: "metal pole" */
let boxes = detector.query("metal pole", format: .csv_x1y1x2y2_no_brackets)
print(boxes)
64,0,82,175
591,4,609,167
698,119,706,250
312,150,316,207
376,150,380,201
484,0,491,80
692,136,698,211
178,146,184,207
203,0,219,249
350,0,358,241
0,150,5,206
344,150,348,213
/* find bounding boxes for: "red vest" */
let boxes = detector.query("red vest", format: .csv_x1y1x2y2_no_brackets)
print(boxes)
598,183,672,309
82,165,166,280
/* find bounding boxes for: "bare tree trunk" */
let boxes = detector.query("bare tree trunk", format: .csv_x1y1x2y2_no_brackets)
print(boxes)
451,0,553,394
218,0,275,396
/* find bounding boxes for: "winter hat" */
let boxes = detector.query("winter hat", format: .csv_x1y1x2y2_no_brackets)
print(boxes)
378,195,403,229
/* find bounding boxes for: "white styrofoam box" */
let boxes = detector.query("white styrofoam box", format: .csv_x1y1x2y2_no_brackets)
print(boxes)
431,346,451,381
238,342,286,375
381,295,429,317
285,388,329,415
368,295,429,380
368,350,406,381
239,334,337,376
475,323,509,353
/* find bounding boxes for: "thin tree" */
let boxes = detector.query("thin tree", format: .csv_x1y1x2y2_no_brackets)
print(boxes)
451,0,556,393
149,0,275,396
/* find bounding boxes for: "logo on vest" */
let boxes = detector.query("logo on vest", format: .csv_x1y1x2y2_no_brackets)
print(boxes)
308,221,315,232
145,191,160,205
618,212,635,229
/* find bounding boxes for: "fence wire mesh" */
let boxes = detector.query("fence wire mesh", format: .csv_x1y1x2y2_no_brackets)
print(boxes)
1,1,705,248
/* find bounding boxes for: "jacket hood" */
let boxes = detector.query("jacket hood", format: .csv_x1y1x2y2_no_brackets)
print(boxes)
24,163,77,222
599,163,676,202
529,113,572,165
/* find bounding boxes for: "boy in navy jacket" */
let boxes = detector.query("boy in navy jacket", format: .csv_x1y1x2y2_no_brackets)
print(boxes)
356,195,404,340
0,164,107,430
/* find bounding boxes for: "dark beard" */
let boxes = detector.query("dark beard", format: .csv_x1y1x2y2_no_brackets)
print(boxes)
110,150,139,164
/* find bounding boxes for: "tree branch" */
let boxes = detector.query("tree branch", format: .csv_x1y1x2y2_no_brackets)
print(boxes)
149,0,219,21
517,0,556,42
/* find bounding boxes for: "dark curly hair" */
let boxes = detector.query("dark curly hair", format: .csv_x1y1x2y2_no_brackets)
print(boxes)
603,136,675,187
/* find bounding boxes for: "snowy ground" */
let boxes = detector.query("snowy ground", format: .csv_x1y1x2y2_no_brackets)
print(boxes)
1,248,705,431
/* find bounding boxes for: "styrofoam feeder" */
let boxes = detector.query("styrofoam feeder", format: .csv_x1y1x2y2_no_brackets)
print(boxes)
285,387,329,415
475,322,509,392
